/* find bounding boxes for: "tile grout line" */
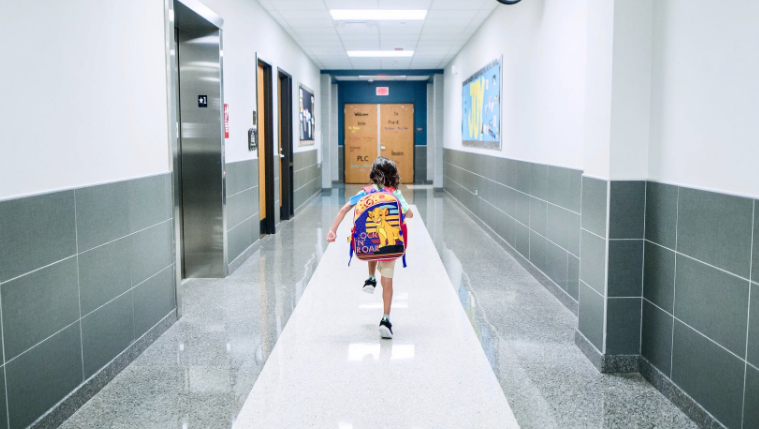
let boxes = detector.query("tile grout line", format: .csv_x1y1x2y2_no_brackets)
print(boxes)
741,200,755,429
640,181,648,355
444,162,583,216
644,238,752,283
602,179,610,355
5,263,175,368
582,227,606,242
644,295,754,370
581,280,604,299
443,188,578,305
0,254,78,286
228,211,261,233
77,218,173,257
1,266,9,429
670,186,679,379
456,176,582,260
75,190,85,381
81,264,174,321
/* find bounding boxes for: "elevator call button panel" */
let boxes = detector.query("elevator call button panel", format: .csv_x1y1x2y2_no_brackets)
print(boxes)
198,95,208,108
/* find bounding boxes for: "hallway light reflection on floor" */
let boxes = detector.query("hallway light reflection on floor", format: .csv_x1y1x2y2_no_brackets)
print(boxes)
358,302,408,309
347,343,415,361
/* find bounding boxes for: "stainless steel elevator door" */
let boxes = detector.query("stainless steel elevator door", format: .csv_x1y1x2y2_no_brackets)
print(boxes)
176,26,227,278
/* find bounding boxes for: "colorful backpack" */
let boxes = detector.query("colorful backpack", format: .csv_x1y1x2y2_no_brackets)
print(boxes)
348,186,408,267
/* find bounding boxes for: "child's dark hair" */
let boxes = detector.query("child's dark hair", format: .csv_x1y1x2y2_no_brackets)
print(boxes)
369,157,400,189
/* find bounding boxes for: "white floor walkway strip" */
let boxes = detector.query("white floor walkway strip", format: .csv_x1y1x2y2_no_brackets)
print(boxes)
233,206,520,429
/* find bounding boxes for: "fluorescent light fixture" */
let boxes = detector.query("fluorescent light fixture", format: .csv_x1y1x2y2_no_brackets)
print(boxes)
348,50,414,58
330,9,427,21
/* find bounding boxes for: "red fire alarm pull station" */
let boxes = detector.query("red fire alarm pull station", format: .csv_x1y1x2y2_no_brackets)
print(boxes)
224,104,230,138
376,87,390,96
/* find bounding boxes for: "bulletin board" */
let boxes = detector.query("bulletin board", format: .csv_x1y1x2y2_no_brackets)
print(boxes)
462,58,501,149
299,84,315,146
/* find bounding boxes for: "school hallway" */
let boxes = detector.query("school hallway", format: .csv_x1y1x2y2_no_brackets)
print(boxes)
3,0,759,428
54,186,695,429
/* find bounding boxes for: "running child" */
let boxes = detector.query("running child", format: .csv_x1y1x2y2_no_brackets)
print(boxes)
326,157,413,339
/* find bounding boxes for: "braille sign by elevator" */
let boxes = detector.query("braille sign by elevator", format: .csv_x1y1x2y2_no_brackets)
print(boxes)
198,95,208,108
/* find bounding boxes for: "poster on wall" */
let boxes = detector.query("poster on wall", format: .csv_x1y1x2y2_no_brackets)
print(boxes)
462,58,501,149
299,84,315,146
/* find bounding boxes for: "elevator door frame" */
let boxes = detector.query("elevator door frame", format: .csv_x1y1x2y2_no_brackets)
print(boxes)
278,69,294,220
164,0,226,318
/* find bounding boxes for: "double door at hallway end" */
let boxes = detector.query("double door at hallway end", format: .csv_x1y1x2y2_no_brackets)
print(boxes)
344,103,414,184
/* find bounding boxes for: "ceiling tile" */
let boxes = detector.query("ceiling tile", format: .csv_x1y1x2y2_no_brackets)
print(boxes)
335,22,380,35
426,9,479,21
286,17,335,28
294,27,340,36
419,26,467,36
281,10,333,20
349,58,383,69
380,58,413,69
272,0,327,11
378,0,432,8
380,41,416,51
324,0,380,9
431,0,490,9
378,20,425,29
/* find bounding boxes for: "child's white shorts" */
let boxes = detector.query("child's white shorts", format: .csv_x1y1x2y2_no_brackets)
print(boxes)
377,260,396,278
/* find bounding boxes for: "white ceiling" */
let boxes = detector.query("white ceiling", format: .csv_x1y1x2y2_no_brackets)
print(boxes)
257,0,498,70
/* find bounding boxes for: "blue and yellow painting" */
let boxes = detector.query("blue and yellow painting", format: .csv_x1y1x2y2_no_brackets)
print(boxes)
462,60,501,146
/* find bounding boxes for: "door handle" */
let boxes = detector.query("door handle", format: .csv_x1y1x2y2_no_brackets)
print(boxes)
381,145,387,150
279,154,285,158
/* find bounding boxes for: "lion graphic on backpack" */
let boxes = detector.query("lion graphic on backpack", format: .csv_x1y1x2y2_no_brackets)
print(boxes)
367,207,402,248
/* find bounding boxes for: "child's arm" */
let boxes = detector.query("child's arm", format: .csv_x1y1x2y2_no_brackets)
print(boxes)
326,202,353,242
405,208,414,218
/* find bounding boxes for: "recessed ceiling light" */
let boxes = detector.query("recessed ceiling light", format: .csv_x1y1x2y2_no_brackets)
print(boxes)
330,10,427,21
348,51,414,58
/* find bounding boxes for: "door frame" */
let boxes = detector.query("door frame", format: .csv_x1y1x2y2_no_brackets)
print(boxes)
164,0,226,318
257,56,276,235
278,68,294,220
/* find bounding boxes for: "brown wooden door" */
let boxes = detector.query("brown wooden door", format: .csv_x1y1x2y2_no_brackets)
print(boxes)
257,63,267,223
344,104,378,184
380,104,414,184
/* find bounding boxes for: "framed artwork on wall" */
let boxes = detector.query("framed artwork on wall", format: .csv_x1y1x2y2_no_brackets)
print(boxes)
462,57,502,150
299,84,315,146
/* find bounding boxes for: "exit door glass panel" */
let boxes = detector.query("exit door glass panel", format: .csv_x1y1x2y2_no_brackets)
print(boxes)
380,104,414,184
344,104,378,184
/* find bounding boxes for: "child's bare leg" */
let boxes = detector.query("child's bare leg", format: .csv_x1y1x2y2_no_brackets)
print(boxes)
381,276,393,315
368,261,377,278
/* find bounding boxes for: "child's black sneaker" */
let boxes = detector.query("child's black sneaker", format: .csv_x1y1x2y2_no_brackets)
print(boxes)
362,277,377,294
379,318,393,339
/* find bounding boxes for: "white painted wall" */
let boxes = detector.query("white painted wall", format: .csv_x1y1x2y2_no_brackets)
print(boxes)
443,0,588,170
609,0,653,181
0,0,321,201
581,0,613,179
648,0,759,198
201,0,321,161
0,0,170,200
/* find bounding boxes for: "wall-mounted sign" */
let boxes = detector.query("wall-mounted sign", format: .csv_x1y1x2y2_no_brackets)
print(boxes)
224,104,229,139
198,95,208,108
376,87,390,96
299,84,315,146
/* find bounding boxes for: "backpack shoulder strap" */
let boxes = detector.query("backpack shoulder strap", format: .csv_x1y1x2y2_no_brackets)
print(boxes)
361,185,375,194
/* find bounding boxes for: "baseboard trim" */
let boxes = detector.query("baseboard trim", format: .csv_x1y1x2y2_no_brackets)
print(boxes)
29,310,178,429
639,357,727,429
228,239,262,275
573,330,639,373
445,189,579,315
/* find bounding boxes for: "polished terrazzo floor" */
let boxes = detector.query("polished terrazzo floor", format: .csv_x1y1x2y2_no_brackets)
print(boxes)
58,185,696,429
